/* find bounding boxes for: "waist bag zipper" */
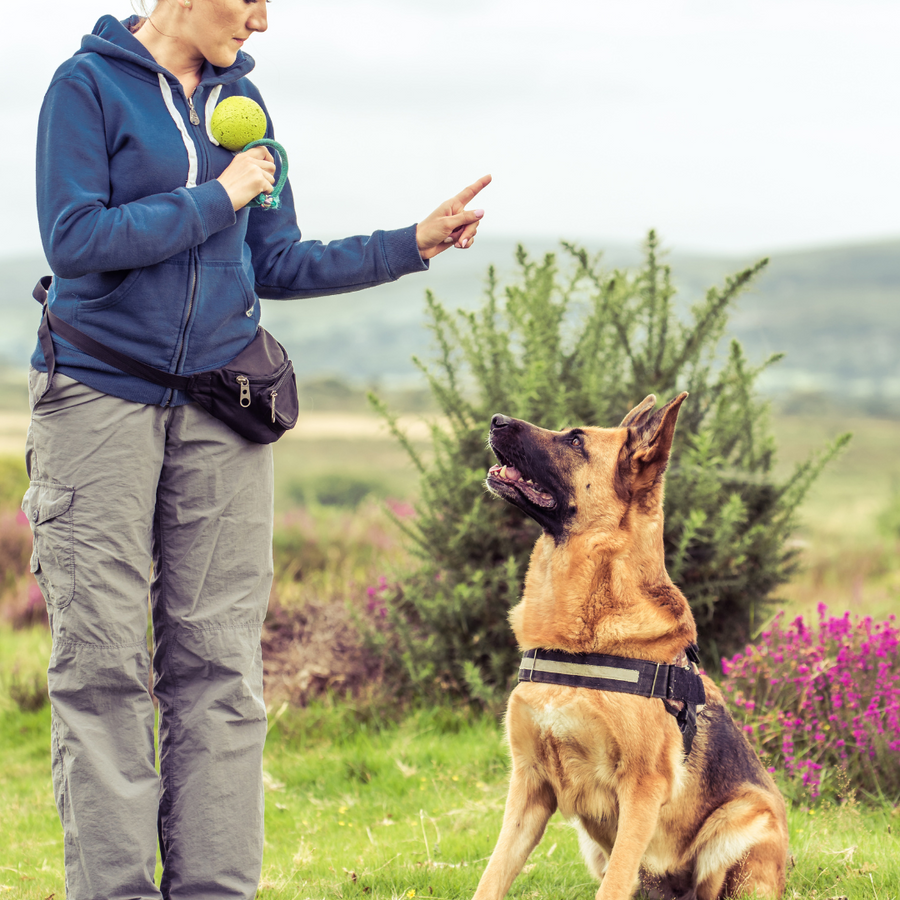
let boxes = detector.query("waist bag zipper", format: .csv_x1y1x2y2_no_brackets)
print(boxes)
236,377,285,423
237,375,251,407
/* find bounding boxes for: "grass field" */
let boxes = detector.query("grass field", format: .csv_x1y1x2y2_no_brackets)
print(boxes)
1,408,899,898
2,687,899,899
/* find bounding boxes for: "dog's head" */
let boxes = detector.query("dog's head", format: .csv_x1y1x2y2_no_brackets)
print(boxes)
486,393,688,542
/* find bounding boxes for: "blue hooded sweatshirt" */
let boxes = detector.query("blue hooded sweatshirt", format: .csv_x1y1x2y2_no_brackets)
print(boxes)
33,15,428,406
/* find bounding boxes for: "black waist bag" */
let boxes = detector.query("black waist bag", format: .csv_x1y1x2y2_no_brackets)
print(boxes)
33,276,299,445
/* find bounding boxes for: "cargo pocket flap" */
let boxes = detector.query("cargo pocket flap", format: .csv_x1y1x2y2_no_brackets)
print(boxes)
23,481,74,527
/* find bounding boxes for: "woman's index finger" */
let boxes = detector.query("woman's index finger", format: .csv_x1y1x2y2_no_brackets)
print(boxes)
454,174,492,207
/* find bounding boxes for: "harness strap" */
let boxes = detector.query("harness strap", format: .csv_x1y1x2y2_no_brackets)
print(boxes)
518,646,706,756
518,647,706,704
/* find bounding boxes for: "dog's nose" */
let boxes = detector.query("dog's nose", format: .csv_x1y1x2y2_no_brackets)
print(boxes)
491,414,513,430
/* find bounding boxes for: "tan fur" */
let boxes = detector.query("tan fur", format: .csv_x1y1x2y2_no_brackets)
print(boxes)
476,396,788,900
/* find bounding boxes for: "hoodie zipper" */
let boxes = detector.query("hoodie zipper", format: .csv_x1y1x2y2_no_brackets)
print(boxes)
167,251,199,406
187,93,200,126
169,86,203,401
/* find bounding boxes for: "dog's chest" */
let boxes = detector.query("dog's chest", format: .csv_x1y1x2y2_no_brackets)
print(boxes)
512,694,620,818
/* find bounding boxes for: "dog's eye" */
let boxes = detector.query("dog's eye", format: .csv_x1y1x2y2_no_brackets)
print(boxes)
571,436,581,447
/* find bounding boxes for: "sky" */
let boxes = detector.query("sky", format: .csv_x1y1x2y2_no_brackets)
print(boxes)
5,0,899,259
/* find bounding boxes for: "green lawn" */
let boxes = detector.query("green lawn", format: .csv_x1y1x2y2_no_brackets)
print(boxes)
3,662,899,900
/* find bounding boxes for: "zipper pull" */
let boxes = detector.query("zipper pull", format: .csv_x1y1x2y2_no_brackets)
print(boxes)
270,390,278,423
188,94,200,126
236,375,251,407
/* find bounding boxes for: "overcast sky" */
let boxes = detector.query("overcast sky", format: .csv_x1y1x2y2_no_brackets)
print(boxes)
5,0,898,259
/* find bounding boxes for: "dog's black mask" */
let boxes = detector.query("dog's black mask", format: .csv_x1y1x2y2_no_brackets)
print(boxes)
486,414,579,540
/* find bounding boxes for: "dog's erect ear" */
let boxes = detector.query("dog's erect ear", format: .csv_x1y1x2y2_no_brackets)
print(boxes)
619,394,657,429
625,392,689,494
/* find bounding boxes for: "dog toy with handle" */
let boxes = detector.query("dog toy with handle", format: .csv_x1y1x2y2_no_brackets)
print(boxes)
210,96,289,210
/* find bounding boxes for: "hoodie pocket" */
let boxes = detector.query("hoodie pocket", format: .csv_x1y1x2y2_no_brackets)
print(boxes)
72,266,145,313
213,260,257,318
22,481,75,609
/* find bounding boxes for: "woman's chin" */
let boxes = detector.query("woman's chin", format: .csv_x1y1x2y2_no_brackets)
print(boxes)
207,47,240,68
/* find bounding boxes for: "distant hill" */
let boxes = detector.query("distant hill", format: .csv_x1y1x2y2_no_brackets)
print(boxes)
2,237,898,409
671,240,900,400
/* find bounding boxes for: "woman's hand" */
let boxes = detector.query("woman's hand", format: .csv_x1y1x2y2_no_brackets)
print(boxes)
217,146,277,211
416,174,492,260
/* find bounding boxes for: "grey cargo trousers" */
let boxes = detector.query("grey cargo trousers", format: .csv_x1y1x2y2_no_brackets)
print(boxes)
23,370,274,900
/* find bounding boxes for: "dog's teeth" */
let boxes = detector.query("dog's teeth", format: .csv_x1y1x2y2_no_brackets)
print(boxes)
500,466,507,479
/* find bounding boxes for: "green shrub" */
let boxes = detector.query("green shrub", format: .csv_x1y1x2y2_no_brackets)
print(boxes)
368,234,848,704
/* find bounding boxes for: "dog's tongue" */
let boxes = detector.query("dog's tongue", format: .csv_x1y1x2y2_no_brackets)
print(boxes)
488,464,522,481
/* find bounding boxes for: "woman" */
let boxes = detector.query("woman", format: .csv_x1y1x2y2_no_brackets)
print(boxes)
26,2,489,898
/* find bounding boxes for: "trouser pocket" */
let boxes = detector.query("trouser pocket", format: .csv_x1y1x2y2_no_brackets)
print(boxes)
22,480,75,609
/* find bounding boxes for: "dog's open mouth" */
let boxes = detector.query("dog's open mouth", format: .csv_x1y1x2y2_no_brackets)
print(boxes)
487,464,557,509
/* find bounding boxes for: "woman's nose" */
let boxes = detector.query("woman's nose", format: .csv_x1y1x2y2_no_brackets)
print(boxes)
248,5,268,33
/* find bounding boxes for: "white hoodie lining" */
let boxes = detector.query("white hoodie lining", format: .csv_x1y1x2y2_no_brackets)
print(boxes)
157,73,198,189
205,85,224,146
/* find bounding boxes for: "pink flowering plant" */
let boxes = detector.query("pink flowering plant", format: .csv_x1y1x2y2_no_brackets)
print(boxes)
721,603,900,802
366,575,390,618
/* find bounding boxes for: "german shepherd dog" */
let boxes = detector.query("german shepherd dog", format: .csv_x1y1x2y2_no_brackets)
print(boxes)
477,393,788,900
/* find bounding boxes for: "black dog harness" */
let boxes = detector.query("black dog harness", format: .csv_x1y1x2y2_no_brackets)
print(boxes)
518,645,706,756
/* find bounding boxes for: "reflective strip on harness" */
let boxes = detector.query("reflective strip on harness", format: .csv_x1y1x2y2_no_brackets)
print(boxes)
526,656,640,684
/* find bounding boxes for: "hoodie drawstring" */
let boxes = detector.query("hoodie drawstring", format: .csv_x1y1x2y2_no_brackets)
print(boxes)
157,73,199,189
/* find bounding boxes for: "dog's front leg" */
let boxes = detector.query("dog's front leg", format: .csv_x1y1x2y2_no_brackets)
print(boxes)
472,770,556,900
596,776,668,900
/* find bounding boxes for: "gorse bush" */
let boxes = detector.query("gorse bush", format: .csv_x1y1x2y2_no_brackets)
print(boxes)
369,234,847,704
722,605,900,801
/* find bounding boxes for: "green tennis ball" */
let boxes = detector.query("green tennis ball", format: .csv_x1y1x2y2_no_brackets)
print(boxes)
210,96,267,151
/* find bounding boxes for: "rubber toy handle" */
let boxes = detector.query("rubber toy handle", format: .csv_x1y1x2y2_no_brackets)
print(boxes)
241,138,289,211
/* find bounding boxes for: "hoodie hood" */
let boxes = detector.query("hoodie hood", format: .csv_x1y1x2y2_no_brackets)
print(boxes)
78,15,255,87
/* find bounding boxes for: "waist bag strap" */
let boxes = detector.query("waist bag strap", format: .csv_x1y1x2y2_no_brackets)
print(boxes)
34,276,189,391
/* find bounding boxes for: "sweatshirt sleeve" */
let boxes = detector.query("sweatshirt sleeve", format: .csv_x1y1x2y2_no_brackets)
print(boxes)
36,74,236,279
246,181,429,301
242,95,429,301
